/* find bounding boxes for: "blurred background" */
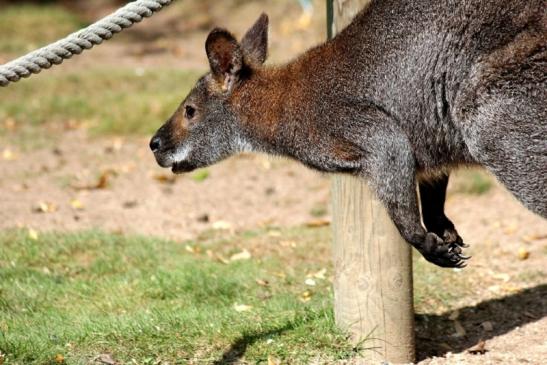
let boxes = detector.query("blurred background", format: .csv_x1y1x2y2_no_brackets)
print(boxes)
0,1,545,364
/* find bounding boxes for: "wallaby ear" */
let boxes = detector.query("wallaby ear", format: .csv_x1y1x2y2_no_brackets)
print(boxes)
206,28,243,91
241,13,269,65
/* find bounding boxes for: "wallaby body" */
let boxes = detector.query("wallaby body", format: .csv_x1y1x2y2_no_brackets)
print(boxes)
151,0,547,268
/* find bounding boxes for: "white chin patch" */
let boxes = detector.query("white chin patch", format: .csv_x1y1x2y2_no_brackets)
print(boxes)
169,144,192,164
235,136,254,153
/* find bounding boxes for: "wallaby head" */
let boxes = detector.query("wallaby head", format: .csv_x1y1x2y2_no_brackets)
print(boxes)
150,14,269,173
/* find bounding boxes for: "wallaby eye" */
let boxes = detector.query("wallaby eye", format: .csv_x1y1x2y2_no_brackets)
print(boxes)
184,105,196,120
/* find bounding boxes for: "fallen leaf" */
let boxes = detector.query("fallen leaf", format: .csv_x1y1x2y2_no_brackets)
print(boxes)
517,247,530,260
94,353,117,365
309,268,327,280
215,254,230,264
481,321,494,332
453,320,466,337
468,340,488,355
268,355,281,365
230,249,251,261
55,354,65,364
448,310,460,321
2,148,16,161
34,201,58,213
256,279,269,287
28,228,39,241
521,233,547,243
500,284,521,294
70,199,84,210
73,170,116,190
299,290,313,303
185,245,196,254
152,173,177,184
305,219,330,228
305,278,317,286
233,303,252,312
492,273,511,282
267,230,281,237
212,221,232,230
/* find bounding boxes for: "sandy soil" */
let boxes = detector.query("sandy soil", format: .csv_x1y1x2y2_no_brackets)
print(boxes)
1,1,546,363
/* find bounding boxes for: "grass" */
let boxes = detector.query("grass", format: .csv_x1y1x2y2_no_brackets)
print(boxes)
0,68,202,148
0,226,478,364
451,169,493,195
0,5,86,55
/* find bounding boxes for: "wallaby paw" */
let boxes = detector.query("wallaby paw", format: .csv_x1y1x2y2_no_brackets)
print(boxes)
419,232,470,268
442,228,469,248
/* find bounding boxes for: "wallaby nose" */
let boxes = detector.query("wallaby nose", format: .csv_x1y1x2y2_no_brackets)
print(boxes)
149,136,162,152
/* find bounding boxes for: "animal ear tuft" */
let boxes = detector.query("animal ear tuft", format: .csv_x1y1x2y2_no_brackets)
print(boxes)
205,28,243,83
241,13,269,65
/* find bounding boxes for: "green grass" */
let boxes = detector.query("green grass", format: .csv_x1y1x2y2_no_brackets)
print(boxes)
0,226,478,364
0,68,202,147
0,5,86,55
451,169,493,195
0,228,354,364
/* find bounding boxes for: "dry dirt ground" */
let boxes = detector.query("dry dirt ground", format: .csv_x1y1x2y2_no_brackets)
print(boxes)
1,1,546,364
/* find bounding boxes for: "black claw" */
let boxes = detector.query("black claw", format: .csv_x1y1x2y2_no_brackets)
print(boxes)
421,232,471,269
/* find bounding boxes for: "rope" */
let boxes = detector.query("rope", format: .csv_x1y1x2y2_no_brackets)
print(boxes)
0,0,174,87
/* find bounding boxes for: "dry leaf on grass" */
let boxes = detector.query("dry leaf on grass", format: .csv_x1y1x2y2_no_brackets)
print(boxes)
256,279,269,287
305,278,317,286
28,228,39,241
299,290,313,303
233,303,253,312
93,354,117,365
468,340,488,355
54,354,65,364
215,254,230,264
268,355,281,365
309,268,327,280
230,249,251,261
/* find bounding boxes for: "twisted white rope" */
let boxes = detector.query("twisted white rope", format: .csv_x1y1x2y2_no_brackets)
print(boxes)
0,0,174,87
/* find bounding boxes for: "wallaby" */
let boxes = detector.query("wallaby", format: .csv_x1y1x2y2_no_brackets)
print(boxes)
150,0,547,268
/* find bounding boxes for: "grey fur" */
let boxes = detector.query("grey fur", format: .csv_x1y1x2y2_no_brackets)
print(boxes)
151,0,546,268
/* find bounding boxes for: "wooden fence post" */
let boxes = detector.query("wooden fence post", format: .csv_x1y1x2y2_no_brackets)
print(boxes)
328,1,416,363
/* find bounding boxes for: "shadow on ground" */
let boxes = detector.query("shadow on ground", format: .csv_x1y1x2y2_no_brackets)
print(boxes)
212,323,297,365
416,284,547,360
211,284,546,364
